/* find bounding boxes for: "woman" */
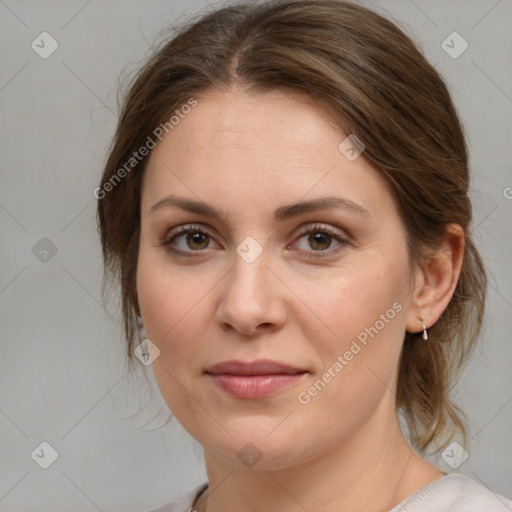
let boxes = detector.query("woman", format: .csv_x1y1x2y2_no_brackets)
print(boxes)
96,1,512,510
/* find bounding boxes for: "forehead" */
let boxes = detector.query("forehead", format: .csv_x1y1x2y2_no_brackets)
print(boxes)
141,89,396,221
151,89,342,165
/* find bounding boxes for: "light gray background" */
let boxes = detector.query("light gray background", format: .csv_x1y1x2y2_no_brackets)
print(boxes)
1,0,511,510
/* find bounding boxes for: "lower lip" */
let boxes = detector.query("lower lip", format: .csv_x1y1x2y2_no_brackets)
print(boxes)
207,373,307,399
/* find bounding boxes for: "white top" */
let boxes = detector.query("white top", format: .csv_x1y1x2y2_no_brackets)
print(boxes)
147,473,512,512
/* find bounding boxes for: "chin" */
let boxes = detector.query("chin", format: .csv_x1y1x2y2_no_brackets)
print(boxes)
206,438,315,472
196,419,322,472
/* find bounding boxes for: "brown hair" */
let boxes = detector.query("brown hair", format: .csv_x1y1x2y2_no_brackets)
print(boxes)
97,0,486,453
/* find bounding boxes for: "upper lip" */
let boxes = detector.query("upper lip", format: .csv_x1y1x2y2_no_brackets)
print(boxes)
205,359,307,376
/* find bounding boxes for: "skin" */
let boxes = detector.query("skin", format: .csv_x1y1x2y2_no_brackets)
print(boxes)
136,89,464,512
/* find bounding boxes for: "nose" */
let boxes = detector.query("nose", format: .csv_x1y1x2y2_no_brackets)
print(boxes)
215,250,287,337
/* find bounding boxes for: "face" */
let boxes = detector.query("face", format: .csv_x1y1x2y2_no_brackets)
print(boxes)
137,89,416,471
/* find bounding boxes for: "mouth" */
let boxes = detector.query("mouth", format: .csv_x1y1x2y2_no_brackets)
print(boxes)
205,359,308,399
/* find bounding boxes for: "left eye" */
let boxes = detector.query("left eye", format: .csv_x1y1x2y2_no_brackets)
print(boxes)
292,224,349,256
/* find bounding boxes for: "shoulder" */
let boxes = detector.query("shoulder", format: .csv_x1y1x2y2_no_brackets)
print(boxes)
145,483,208,512
389,473,512,512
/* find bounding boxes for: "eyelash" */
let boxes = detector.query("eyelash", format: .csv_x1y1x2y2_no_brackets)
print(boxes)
160,223,350,260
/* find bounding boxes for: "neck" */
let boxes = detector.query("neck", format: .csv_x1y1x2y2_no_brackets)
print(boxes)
194,408,444,512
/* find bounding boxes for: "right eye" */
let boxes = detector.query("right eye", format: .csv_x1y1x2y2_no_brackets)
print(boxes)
161,224,220,256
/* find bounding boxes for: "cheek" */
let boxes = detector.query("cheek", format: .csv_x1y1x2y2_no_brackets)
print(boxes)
136,248,192,383
137,244,207,340
305,255,408,353
136,250,207,427
136,245,219,386
295,301,406,446
298,251,409,409
136,251,171,341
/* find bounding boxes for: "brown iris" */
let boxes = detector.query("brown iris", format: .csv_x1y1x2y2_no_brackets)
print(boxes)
187,232,209,250
309,232,332,251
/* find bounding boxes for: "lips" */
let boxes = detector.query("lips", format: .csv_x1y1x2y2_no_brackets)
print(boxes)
206,359,306,376
205,359,308,398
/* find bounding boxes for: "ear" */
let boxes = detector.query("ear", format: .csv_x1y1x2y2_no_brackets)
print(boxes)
405,223,465,334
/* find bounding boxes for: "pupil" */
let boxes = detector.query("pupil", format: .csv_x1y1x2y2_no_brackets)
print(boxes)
187,232,208,249
310,232,331,250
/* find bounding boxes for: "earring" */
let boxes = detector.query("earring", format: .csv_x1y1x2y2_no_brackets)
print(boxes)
420,318,428,341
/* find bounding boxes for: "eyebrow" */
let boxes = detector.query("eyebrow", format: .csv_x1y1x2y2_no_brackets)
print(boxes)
149,194,370,222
